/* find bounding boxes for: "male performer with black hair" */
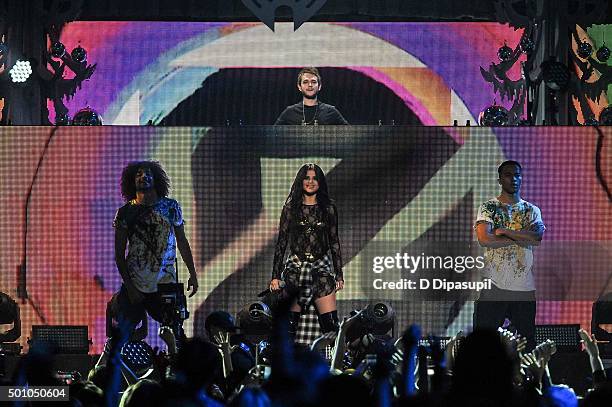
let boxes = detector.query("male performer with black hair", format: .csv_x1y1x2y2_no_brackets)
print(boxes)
113,161,198,345
275,67,348,125
474,160,545,350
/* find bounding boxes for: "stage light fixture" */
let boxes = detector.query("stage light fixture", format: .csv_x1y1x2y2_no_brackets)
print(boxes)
345,302,395,342
596,45,610,62
9,60,32,83
30,325,89,354
238,301,273,340
366,302,395,335
240,301,272,324
120,340,154,373
478,105,510,126
72,107,103,125
599,105,612,125
50,42,66,59
71,45,87,64
577,41,593,59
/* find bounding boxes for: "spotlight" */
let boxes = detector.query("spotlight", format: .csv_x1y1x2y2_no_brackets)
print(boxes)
541,60,570,91
50,42,66,59
345,302,395,342
238,302,273,341
577,41,593,59
72,107,103,125
120,340,153,373
247,302,272,323
9,60,33,83
479,105,510,126
365,302,395,335
71,45,87,64
596,45,610,62
599,105,612,125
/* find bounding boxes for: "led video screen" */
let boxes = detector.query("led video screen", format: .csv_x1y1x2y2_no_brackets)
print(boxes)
52,21,526,126
1,126,610,352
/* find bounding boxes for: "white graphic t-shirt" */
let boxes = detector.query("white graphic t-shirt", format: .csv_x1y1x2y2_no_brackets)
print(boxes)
475,198,545,291
113,197,184,293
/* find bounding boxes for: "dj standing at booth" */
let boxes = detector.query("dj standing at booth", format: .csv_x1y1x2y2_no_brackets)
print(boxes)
274,67,349,125
112,161,198,345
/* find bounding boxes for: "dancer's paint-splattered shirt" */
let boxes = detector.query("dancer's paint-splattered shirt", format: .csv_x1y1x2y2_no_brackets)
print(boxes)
113,197,183,293
475,198,545,291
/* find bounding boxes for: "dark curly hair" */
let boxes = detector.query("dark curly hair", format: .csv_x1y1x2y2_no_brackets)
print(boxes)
285,163,332,214
120,161,170,201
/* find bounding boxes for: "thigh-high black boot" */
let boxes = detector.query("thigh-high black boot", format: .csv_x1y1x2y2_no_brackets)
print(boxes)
317,310,339,333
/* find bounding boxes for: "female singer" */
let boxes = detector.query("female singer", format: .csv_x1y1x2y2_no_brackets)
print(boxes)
270,163,344,336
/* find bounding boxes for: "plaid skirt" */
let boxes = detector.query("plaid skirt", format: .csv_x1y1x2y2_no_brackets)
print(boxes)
281,253,336,308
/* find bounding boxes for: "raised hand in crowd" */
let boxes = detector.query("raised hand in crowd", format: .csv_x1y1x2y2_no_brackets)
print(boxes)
498,327,528,356
532,339,556,389
520,352,547,391
213,330,234,379
579,328,601,360
534,339,556,365
579,328,606,387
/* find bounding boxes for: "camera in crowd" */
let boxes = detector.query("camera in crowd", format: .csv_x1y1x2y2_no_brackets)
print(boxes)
158,283,189,326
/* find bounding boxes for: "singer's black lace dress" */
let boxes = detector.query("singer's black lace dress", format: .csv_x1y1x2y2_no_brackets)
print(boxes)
272,203,343,304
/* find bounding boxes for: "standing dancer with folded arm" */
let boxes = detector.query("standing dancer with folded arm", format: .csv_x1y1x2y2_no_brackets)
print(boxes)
473,160,545,350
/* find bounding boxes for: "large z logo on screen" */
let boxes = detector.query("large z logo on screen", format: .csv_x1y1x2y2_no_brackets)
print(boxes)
241,0,328,31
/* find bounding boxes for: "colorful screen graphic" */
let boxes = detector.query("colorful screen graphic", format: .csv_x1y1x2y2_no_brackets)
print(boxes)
51,21,526,126
1,126,610,352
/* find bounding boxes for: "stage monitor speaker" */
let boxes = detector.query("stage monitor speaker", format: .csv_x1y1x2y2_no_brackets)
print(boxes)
1,354,96,381
31,325,90,354
535,324,580,352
